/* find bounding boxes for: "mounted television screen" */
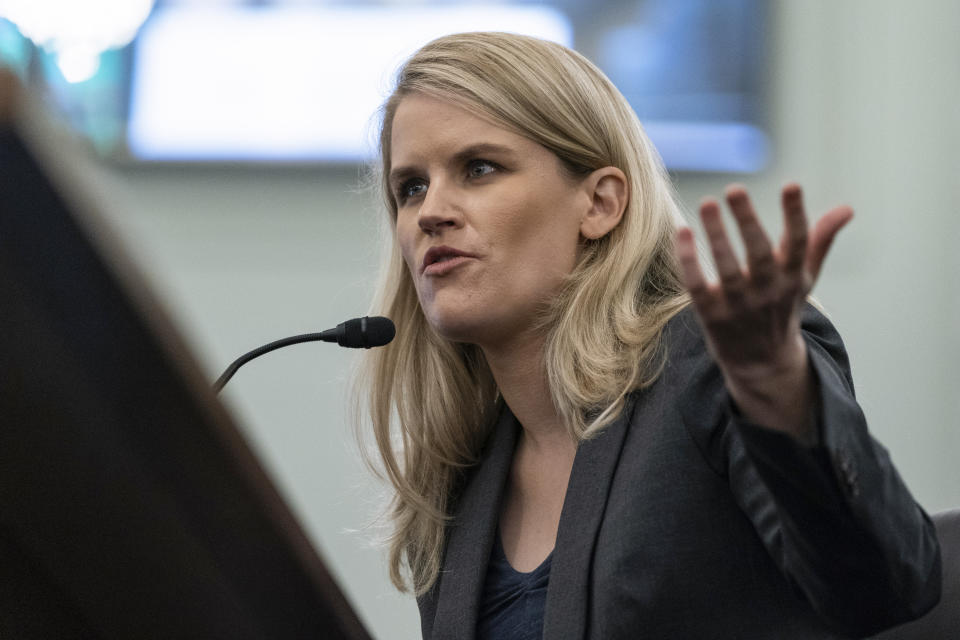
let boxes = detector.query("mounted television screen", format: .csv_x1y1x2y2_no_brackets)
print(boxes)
126,0,769,172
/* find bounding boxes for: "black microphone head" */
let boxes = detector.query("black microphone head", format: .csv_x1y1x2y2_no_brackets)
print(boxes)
339,316,395,348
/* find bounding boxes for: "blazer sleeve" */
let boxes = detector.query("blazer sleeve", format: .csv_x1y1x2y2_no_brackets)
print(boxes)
678,304,941,637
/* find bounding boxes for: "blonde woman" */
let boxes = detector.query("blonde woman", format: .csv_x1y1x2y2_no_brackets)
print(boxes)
358,32,939,639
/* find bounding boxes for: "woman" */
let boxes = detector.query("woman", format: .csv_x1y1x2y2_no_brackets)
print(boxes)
357,32,940,639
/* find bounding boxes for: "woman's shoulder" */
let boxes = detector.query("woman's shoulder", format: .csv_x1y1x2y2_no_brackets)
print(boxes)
660,301,847,364
651,301,855,479
655,300,854,433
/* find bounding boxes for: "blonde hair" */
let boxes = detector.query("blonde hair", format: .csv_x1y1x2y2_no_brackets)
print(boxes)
356,32,689,595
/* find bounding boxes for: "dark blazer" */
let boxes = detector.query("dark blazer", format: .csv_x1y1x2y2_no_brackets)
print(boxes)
417,305,941,639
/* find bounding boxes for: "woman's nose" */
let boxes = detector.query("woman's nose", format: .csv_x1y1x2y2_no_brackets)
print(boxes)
417,183,463,235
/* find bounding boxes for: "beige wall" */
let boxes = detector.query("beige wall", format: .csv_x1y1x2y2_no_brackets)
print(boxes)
88,2,960,636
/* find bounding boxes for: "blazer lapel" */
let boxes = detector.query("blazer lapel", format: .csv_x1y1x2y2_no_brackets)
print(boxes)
542,394,637,640
430,406,518,640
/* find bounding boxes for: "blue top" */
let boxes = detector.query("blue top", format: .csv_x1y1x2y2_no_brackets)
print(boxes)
476,533,553,640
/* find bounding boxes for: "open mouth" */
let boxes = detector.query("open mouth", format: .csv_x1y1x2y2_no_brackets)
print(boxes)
422,246,476,274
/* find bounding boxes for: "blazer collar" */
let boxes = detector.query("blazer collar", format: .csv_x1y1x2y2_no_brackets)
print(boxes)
543,394,636,640
430,395,636,640
430,405,518,640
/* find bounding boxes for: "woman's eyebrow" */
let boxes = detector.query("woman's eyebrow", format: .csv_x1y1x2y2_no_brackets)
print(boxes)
450,142,516,164
388,165,420,190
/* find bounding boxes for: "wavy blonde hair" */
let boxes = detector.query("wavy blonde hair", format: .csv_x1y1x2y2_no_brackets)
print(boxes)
356,32,690,595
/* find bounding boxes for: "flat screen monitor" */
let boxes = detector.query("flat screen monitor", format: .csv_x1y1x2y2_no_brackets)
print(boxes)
125,0,769,172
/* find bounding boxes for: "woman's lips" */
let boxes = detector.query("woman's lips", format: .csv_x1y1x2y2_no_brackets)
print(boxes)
423,254,474,276
421,246,477,276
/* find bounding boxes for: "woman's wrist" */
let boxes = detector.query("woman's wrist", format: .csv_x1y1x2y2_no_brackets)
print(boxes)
722,338,819,446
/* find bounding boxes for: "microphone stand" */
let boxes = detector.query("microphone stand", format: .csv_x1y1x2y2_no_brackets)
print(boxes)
213,333,329,393
213,316,395,393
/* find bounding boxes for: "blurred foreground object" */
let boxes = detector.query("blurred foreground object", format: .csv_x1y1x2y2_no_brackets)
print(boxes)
0,69,371,639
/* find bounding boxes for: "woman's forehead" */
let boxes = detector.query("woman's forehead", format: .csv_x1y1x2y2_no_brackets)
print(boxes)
389,94,528,164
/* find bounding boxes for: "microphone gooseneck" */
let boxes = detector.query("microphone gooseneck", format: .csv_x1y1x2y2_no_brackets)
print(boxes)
213,316,395,393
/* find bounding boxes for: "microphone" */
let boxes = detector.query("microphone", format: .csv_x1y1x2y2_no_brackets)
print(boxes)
213,316,395,393
319,315,396,348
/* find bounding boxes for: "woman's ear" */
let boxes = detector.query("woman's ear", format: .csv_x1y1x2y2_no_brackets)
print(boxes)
580,167,628,240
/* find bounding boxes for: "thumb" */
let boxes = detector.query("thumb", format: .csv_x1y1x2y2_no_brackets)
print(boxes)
806,206,854,283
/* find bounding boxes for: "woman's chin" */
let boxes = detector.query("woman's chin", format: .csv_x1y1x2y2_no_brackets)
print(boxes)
425,310,499,347
427,317,482,344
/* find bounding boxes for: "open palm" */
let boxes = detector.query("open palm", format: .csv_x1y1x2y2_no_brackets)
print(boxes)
674,183,854,440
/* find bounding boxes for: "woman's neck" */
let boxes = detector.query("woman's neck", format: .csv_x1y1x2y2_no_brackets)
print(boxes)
482,333,572,452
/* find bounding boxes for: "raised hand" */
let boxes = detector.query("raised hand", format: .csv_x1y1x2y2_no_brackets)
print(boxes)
674,183,853,442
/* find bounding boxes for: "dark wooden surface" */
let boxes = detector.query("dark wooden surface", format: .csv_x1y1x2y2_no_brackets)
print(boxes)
0,70,372,640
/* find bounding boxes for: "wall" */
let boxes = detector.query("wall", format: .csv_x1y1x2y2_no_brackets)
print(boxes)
87,1,960,637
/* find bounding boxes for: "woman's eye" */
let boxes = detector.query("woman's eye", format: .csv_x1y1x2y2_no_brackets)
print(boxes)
467,159,497,178
398,179,427,202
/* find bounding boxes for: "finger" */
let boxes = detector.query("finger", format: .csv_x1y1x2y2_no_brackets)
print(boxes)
674,226,713,310
725,184,775,287
700,199,746,304
780,183,809,278
807,205,854,284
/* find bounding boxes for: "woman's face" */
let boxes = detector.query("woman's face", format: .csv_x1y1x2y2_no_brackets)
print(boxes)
389,93,592,350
